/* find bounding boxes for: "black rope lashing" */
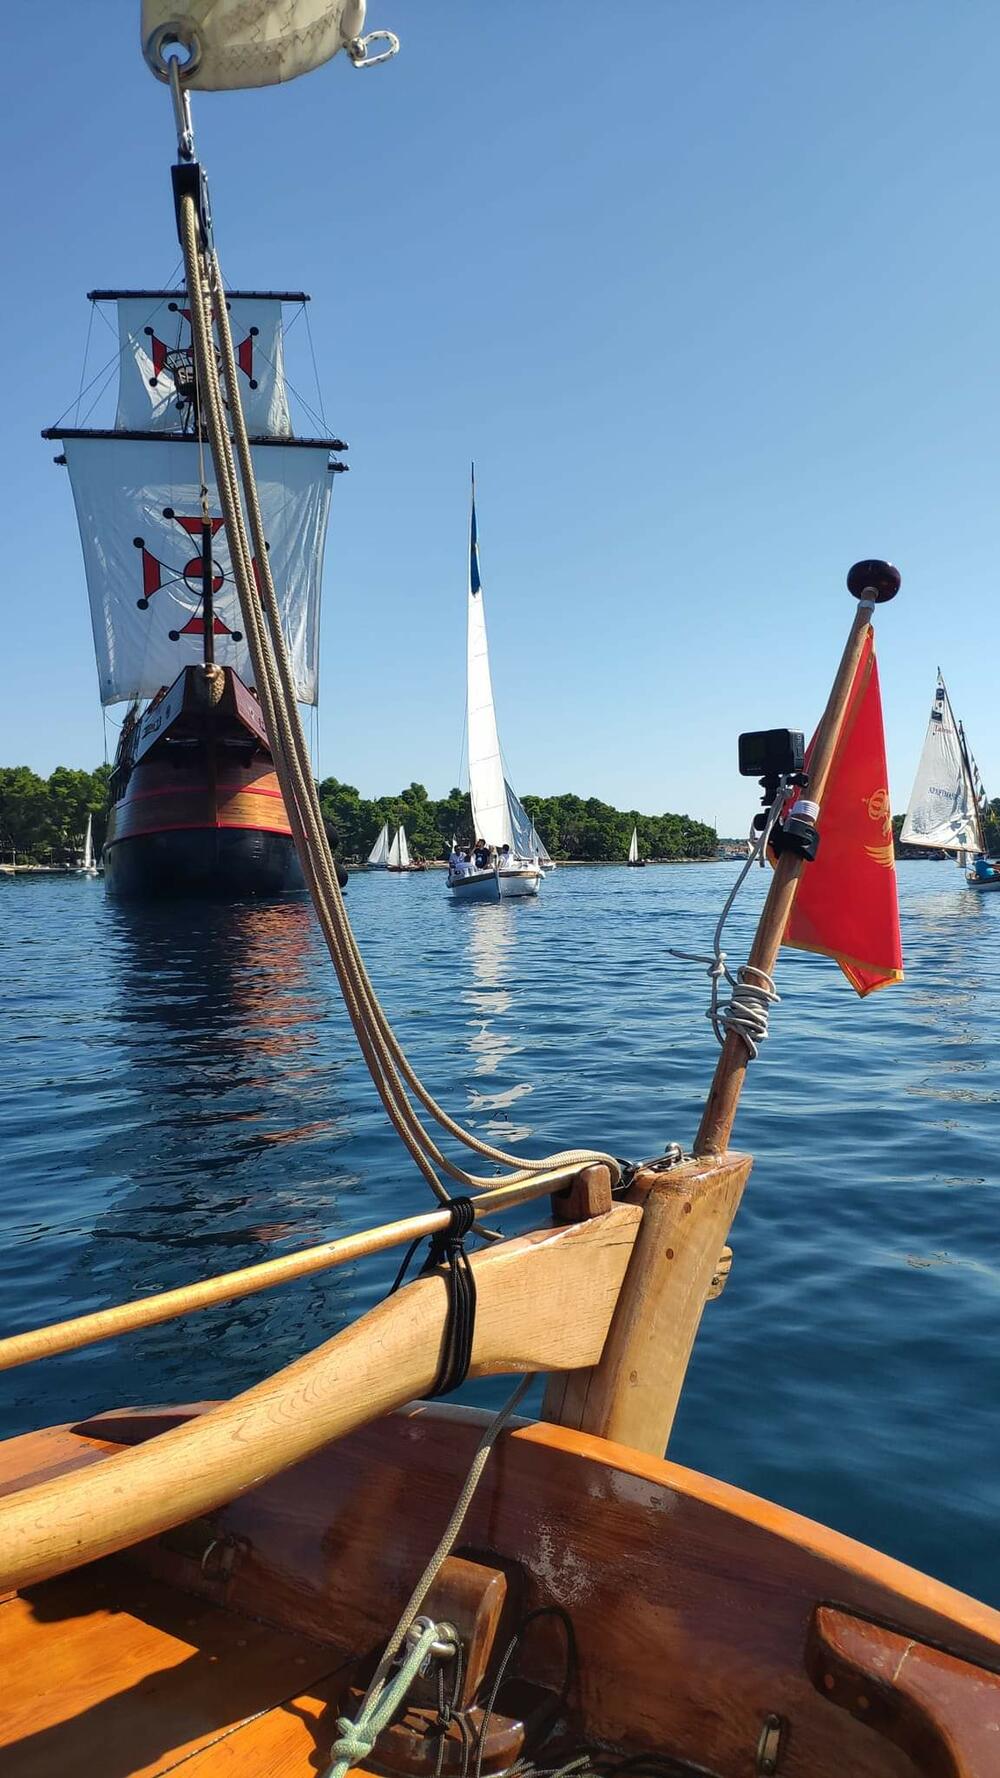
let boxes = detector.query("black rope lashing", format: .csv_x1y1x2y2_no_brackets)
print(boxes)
389,1197,478,1398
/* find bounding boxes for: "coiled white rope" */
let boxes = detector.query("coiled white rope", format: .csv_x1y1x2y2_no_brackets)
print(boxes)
669,786,787,1060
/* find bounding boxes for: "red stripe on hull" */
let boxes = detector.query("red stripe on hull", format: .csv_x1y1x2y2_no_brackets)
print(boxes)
107,760,293,844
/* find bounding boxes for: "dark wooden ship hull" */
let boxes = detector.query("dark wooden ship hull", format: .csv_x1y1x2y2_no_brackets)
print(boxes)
104,821,303,898
103,663,342,900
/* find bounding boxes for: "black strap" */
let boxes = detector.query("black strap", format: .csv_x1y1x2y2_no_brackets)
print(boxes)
388,1197,478,1397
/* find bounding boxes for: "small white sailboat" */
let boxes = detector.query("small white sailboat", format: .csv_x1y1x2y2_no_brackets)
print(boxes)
448,471,545,903
366,822,391,870
77,814,99,878
627,826,645,868
900,673,997,888
387,825,412,872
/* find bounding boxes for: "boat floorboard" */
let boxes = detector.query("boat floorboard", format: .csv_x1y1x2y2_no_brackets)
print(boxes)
1,1564,348,1777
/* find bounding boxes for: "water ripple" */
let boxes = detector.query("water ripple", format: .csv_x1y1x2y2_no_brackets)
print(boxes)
1,861,998,1603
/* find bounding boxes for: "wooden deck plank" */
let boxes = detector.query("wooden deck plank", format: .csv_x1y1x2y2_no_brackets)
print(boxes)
0,1565,346,1777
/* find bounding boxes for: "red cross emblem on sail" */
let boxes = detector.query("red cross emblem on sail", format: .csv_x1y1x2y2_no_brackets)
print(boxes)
144,303,260,394
133,510,246,642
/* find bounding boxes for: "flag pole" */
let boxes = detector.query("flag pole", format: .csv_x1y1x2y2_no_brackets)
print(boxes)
693,559,900,1158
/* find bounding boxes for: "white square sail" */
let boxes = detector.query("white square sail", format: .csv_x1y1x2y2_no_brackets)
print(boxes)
114,297,292,437
63,436,331,705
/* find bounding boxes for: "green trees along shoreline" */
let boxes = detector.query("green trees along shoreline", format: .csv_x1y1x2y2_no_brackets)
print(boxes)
0,765,717,864
316,780,716,863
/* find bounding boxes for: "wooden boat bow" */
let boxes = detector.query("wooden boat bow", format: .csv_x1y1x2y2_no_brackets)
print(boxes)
0,1203,640,1595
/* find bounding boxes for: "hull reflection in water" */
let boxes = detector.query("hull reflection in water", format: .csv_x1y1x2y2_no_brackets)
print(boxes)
66,899,361,1415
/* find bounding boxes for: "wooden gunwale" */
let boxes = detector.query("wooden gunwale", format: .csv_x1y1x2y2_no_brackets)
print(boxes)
0,1166,598,1374
4,1403,1000,1778
0,1205,641,1594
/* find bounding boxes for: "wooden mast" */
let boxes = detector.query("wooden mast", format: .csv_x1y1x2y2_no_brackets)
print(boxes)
548,562,900,1456
694,557,900,1157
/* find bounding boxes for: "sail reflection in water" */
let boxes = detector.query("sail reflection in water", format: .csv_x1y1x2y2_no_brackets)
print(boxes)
461,903,535,1144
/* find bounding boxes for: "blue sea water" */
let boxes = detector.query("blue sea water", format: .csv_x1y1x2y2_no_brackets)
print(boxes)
0,862,998,1604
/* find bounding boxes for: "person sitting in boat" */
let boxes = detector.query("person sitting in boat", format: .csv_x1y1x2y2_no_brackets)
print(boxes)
973,855,997,881
448,846,469,878
473,839,493,871
498,844,511,870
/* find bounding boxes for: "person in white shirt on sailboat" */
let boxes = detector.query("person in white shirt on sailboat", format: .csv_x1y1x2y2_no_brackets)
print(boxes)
448,847,470,878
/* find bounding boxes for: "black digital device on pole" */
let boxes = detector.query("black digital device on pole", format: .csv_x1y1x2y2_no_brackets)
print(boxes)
737,729,805,783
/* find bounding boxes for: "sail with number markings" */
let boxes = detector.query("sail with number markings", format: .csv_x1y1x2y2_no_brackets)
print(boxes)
899,675,983,854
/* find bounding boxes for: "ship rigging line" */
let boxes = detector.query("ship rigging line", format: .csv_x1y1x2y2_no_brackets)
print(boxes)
175,190,619,1205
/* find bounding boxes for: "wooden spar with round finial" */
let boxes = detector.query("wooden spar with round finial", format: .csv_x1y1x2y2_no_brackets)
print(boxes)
541,561,900,1460
693,559,900,1158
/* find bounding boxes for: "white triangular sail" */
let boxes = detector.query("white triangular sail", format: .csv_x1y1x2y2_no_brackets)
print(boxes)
82,814,94,871
115,297,292,437
628,826,639,863
467,481,512,852
387,826,410,868
62,436,330,706
503,781,549,863
367,821,390,866
900,675,983,854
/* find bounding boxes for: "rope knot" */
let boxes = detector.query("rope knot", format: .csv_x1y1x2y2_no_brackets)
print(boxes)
330,1718,376,1766
428,1195,476,1258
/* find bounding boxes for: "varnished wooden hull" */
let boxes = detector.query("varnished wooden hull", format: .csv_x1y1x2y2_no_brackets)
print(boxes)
1,1403,999,1777
102,665,347,899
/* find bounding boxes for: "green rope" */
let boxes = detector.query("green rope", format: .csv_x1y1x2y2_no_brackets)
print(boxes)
324,1619,450,1778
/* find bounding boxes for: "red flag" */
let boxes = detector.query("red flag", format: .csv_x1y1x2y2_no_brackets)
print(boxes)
783,627,903,996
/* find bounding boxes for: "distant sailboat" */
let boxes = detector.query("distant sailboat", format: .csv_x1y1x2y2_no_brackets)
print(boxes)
627,826,645,868
448,470,545,903
900,673,996,889
367,822,391,869
387,826,412,872
77,813,99,878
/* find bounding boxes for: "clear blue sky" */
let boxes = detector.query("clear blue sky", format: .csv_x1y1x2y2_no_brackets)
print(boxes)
3,2,999,833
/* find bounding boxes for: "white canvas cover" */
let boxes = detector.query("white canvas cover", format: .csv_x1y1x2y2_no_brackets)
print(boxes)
64,436,330,705
115,297,291,437
900,678,983,853
142,0,369,89
367,822,390,866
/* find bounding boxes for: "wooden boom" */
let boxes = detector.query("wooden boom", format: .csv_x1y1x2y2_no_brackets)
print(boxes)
0,1170,578,1373
0,1203,640,1595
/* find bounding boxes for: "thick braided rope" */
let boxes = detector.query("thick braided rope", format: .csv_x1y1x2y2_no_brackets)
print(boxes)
178,195,619,1198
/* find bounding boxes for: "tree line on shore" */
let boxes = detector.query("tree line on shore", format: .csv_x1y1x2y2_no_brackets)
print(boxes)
316,780,717,862
0,764,717,863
